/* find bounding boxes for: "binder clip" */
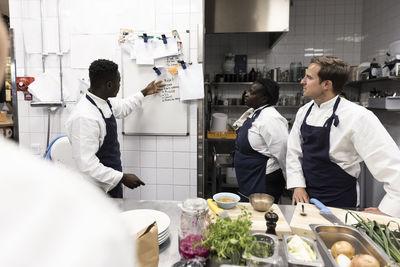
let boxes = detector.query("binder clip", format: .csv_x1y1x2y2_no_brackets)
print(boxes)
153,67,162,76
161,34,167,44
178,60,187,69
143,33,148,43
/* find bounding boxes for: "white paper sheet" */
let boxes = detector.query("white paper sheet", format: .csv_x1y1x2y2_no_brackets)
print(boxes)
152,37,179,59
178,63,204,101
70,34,117,69
28,73,61,102
134,39,154,65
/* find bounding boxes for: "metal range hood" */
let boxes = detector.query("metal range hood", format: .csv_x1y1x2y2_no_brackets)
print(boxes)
205,0,290,48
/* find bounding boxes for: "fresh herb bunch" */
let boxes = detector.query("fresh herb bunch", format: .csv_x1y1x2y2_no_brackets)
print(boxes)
201,207,257,265
346,211,400,264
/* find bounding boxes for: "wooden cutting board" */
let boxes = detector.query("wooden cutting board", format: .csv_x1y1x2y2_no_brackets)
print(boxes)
223,202,291,239
290,203,400,239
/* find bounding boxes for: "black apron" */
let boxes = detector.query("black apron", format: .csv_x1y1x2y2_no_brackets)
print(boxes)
301,97,357,207
234,106,285,203
86,95,123,198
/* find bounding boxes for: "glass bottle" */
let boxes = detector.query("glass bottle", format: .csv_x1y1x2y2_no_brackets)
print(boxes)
178,198,211,261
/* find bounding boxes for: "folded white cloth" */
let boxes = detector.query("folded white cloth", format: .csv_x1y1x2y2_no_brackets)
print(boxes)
233,108,254,130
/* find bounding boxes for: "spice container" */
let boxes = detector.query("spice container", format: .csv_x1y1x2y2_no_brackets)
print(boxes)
178,198,211,261
242,233,282,266
283,235,324,267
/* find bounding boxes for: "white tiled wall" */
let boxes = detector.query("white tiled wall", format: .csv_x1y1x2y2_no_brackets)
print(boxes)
205,0,363,80
359,0,400,147
9,0,203,200
360,0,400,64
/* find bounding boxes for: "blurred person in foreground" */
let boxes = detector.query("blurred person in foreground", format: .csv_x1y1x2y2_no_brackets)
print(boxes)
0,21,134,267
66,59,165,198
286,56,400,217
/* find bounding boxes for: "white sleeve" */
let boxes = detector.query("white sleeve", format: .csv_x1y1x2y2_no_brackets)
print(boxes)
286,107,307,189
258,116,288,177
352,111,400,217
110,91,145,119
68,117,123,192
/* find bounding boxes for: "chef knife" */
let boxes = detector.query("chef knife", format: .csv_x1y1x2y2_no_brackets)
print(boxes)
310,198,343,225
207,199,230,218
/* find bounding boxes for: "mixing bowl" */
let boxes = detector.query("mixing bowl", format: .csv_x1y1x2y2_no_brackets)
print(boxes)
249,193,274,212
213,192,240,209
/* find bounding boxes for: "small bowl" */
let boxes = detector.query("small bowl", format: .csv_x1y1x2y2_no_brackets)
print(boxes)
249,193,274,212
213,192,240,209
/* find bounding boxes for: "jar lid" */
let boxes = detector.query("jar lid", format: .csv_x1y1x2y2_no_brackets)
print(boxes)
180,198,208,214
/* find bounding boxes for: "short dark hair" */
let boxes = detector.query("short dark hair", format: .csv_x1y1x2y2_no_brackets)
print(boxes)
310,56,350,94
255,78,280,105
89,59,119,89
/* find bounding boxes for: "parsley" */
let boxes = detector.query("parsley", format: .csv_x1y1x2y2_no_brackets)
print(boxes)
201,207,260,265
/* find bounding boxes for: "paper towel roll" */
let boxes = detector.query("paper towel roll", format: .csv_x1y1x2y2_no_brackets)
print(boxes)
210,113,228,133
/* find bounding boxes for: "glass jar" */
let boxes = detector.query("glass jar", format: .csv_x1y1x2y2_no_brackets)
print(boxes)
178,198,211,260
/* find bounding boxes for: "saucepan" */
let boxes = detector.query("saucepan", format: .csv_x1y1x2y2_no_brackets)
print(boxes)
238,192,274,212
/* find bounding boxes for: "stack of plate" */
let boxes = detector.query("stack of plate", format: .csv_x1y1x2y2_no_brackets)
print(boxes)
120,209,171,246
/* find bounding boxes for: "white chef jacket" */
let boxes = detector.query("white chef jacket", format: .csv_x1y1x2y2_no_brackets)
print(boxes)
237,105,288,177
65,91,144,193
0,139,134,267
286,95,400,217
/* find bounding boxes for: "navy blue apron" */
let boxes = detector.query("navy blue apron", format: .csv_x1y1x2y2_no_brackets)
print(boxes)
234,106,285,202
301,97,356,207
86,95,123,198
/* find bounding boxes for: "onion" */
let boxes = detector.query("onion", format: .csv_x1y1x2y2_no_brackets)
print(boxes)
335,254,351,267
331,241,355,259
350,254,379,267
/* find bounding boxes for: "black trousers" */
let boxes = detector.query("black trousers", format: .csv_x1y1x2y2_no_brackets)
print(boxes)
265,169,286,204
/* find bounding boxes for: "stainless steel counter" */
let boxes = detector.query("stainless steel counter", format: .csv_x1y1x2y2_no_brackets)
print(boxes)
120,199,295,266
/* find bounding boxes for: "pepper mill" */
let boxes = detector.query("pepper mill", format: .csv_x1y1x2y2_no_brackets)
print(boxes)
265,210,279,235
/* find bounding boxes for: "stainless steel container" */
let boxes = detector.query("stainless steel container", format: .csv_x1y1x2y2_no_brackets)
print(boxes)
310,224,391,267
242,233,282,266
283,235,324,267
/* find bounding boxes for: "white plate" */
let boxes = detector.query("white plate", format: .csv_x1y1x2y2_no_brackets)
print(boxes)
158,229,169,240
120,209,171,236
158,231,170,245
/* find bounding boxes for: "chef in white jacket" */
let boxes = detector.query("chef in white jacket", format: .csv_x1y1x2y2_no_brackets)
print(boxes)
233,79,288,203
286,56,400,217
66,59,164,198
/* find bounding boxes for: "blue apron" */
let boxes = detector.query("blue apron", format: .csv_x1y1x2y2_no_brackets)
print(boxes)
86,95,123,198
234,106,285,201
301,97,356,207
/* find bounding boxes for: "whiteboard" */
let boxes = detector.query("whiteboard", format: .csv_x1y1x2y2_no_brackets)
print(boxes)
121,32,190,135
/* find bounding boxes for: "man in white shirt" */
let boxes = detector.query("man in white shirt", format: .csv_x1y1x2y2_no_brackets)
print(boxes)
287,56,400,217
234,79,288,203
66,59,164,198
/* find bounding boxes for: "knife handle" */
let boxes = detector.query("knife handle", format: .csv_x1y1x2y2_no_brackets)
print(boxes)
207,199,223,215
310,198,332,214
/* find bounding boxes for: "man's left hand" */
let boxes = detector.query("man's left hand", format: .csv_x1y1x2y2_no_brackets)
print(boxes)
141,80,165,96
363,207,390,216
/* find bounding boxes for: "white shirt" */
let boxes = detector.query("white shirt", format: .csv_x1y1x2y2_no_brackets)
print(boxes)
237,105,289,176
65,91,144,192
0,139,134,267
286,96,400,217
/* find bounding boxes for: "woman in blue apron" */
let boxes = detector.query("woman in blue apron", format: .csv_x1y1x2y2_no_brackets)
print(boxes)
301,97,357,207
234,79,287,203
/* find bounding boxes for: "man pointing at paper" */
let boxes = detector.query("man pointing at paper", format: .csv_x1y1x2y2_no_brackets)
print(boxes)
66,59,165,198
